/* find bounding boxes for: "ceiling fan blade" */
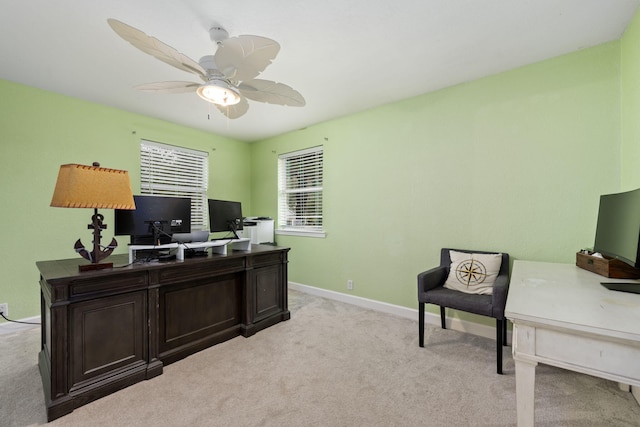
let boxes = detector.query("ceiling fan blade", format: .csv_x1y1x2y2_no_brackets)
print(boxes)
238,79,305,106
108,19,207,82
134,81,200,93
215,36,280,82
216,97,249,119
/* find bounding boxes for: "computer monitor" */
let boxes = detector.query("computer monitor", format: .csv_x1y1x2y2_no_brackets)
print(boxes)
114,195,192,245
208,199,243,239
593,187,640,268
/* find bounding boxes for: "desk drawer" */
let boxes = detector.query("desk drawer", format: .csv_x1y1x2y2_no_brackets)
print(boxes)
69,272,148,298
251,252,284,268
155,258,245,284
535,328,640,384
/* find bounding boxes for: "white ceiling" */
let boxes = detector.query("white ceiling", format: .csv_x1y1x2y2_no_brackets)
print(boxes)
1,0,638,142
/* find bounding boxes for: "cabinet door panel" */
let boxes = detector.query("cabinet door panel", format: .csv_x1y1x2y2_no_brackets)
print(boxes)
253,265,283,320
159,273,242,352
69,291,147,388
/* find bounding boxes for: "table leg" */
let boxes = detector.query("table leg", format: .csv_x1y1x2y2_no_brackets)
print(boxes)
514,358,537,427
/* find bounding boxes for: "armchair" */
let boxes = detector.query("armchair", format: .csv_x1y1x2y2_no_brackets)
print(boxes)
417,248,510,374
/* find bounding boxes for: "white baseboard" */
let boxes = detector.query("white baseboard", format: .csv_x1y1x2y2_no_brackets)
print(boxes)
0,316,41,335
289,282,511,343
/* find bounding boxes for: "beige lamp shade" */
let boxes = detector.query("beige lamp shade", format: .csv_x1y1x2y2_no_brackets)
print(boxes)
50,163,136,209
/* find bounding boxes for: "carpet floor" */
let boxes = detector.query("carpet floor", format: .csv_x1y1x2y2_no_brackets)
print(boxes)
1,289,639,426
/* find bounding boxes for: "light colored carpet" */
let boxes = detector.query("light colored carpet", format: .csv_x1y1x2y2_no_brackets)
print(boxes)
1,289,640,426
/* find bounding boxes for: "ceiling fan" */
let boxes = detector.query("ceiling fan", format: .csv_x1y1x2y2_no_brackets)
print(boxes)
107,19,305,119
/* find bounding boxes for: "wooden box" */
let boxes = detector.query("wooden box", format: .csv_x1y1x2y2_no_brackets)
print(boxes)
576,251,640,279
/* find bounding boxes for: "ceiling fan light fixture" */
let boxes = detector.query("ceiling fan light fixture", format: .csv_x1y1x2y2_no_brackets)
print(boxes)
197,80,241,106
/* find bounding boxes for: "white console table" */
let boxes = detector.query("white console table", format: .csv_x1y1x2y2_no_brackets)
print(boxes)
505,260,640,426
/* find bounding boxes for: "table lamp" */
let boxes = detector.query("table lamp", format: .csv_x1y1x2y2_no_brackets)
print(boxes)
50,162,136,271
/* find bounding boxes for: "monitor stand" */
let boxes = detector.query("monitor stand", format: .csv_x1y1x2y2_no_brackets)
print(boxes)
128,243,179,264
230,237,251,251
175,240,229,260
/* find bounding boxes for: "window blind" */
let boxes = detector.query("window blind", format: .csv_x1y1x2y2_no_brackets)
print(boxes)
277,146,323,234
140,140,209,230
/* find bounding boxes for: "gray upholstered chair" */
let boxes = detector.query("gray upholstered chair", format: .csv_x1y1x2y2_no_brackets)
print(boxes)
417,248,510,374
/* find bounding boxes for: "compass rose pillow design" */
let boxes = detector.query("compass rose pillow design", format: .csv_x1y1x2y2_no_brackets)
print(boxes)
443,250,502,295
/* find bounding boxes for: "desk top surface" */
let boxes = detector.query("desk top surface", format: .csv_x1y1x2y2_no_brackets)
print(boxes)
506,260,640,340
37,244,289,282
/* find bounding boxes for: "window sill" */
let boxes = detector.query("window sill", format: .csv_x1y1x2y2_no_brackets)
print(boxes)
276,229,326,238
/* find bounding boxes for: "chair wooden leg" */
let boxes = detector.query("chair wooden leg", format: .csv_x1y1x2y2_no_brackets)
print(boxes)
419,302,425,347
440,306,446,329
503,318,508,346
496,319,503,375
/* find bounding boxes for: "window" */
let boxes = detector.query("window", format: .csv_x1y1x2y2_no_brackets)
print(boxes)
277,146,324,237
140,140,209,230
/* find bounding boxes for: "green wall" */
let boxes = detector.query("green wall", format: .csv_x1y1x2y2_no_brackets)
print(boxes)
0,80,250,321
622,9,640,189
251,41,622,322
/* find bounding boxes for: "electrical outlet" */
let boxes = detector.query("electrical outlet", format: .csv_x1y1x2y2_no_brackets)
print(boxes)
0,303,7,317
347,280,353,290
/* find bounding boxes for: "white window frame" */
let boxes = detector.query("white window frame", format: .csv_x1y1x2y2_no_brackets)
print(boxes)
277,146,325,238
140,140,209,231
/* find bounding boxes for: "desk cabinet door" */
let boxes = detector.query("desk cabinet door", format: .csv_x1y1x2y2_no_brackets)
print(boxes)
252,264,284,321
159,273,242,353
69,291,147,390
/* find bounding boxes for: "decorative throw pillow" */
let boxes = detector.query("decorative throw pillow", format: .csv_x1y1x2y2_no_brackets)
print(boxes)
443,250,502,295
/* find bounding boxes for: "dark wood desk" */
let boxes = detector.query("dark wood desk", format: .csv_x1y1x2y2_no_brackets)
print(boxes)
37,244,290,421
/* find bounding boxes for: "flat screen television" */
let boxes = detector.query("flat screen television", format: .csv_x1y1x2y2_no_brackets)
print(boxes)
593,188,640,268
114,195,192,245
208,199,243,239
